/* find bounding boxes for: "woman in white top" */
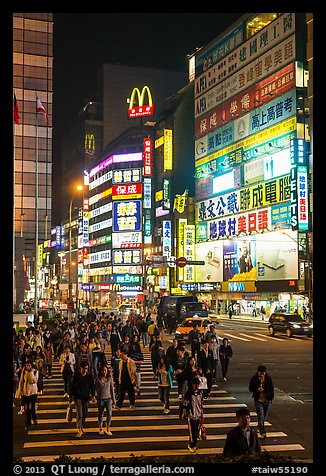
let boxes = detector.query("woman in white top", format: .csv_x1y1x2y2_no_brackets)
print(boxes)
15,361,39,431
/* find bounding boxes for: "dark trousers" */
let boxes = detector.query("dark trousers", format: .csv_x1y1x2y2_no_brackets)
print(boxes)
220,358,230,378
24,394,37,427
187,417,200,448
203,372,213,396
191,343,201,361
117,379,135,407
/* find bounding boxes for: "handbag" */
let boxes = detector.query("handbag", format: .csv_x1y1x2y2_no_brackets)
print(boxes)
66,403,73,422
198,419,207,440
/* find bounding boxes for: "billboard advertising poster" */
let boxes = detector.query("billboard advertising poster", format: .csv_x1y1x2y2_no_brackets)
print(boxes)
223,238,257,281
220,230,298,282
195,241,223,283
255,230,298,281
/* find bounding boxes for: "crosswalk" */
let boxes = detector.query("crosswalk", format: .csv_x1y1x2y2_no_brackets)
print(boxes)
16,347,305,462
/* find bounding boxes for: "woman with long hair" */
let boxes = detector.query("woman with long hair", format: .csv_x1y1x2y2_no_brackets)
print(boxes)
157,354,174,414
95,366,116,436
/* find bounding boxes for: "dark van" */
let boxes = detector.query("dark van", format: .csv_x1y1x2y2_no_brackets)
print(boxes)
179,301,208,320
157,295,199,324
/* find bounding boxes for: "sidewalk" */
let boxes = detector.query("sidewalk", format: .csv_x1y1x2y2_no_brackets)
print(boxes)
216,313,269,323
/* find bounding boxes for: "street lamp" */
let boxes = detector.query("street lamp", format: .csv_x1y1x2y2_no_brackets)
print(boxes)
68,185,83,321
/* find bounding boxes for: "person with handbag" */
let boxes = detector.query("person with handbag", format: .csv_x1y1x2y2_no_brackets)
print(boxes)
182,376,205,453
15,360,39,431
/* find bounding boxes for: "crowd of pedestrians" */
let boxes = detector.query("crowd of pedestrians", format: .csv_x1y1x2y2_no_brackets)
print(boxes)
13,307,274,456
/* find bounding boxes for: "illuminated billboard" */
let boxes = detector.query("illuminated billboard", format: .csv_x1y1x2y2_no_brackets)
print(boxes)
113,200,142,232
128,86,154,119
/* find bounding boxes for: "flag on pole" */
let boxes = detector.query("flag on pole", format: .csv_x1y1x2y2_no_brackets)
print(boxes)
14,93,20,124
36,96,49,124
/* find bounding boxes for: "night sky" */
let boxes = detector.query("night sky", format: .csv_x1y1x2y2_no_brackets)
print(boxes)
53,12,244,141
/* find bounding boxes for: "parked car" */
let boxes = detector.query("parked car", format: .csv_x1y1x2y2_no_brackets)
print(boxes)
175,316,212,343
268,312,313,338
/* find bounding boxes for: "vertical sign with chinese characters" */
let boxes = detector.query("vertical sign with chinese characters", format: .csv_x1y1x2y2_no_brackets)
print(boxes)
164,129,173,170
163,220,172,258
184,225,195,283
143,138,152,176
297,166,309,231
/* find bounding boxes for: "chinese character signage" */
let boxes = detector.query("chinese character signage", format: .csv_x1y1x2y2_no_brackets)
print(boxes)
143,138,153,176
112,183,142,200
112,249,142,265
112,168,141,184
164,129,173,170
113,200,142,232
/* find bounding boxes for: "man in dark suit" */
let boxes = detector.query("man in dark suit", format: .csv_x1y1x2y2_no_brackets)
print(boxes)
198,340,214,398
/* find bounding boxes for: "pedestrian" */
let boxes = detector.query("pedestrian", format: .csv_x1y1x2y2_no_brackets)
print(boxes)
13,360,20,407
228,304,233,319
51,322,63,359
150,335,164,377
95,366,116,436
115,350,136,409
15,360,39,431
147,320,157,348
173,346,189,401
59,345,76,398
208,335,219,383
219,337,233,381
182,376,204,453
188,323,202,361
198,340,214,398
139,317,149,347
223,407,261,457
111,348,121,398
249,365,274,439
157,354,174,414
75,343,93,374
109,324,122,356
34,345,45,395
44,341,54,378
166,339,179,370
70,361,96,438
129,341,144,396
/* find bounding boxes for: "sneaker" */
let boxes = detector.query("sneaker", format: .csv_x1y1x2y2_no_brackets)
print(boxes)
223,377,227,381
258,432,266,439
187,444,196,453
163,409,170,414
63,393,68,398
178,394,183,401
25,425,30,432
33,420,38,426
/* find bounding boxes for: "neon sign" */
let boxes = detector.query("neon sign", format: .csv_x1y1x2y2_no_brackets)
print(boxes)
128,86,154,118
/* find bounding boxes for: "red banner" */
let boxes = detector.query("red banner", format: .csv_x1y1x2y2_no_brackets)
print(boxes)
195,63,296,138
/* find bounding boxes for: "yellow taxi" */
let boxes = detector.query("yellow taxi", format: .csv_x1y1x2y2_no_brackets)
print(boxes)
175,316,213,343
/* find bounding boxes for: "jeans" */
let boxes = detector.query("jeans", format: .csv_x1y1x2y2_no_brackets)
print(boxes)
188,417,200,448
158,385,170,410
75,399,90,430
141,332,148,347
97,398,113,427
254,400,270,434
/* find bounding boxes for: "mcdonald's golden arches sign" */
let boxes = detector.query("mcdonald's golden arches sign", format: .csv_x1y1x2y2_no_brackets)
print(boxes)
128,86,154,118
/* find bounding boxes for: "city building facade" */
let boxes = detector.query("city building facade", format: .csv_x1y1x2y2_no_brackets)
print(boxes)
13,13,53,312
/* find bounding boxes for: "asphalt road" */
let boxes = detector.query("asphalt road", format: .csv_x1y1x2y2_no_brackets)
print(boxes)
13,317,314,464
172,317,314,462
